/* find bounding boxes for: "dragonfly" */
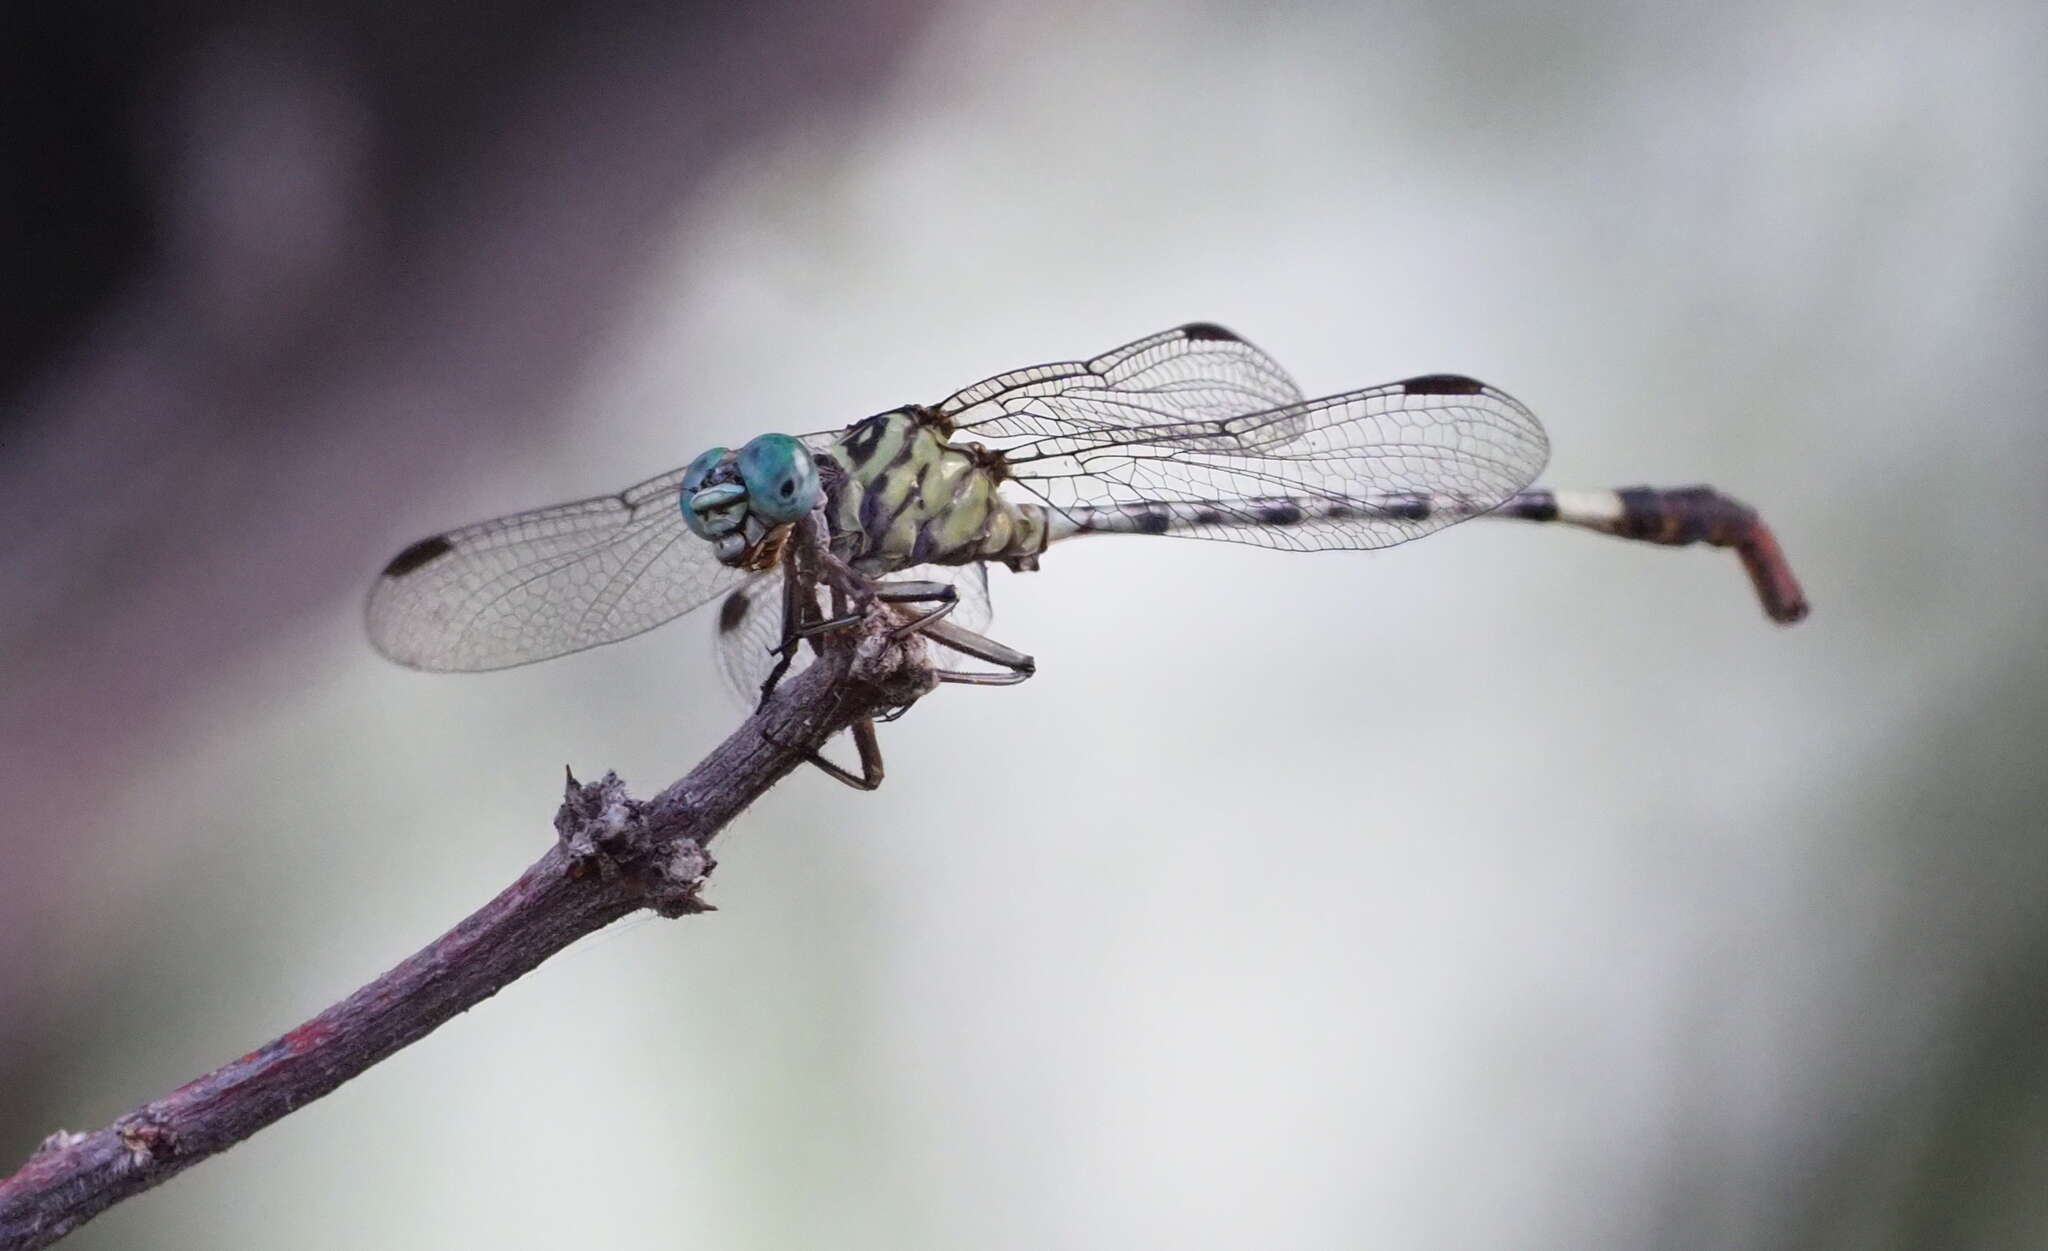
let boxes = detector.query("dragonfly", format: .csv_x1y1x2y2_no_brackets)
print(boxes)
367,323,1808,787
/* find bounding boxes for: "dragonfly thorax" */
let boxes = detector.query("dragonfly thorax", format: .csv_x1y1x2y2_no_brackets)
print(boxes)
824,408,1050,576
679,433,822,568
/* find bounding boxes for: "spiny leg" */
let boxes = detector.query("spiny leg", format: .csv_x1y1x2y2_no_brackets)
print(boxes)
797,551,887,789
921,617,1037,686
755,534,826,711
809,575,1035,686
756,515,940,704
774,715,886,791
873,580,962,638
764,582,1032,787
784,578,965,647
751,515,891,789
758,522,1032,783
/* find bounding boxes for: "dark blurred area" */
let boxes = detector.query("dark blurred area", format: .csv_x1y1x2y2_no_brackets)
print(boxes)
4,6,152,402
1,0,931,1151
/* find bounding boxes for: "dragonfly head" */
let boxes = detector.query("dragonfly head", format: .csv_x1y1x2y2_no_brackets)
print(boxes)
680,434,822,567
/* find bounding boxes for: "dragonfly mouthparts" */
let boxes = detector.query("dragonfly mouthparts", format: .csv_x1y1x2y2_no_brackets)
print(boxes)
688,482,748,537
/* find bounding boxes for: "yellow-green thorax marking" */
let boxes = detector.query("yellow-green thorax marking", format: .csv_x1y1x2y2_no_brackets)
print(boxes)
823,406,1048,576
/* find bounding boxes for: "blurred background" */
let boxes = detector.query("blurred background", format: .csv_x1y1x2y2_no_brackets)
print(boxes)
4,0,2045,1246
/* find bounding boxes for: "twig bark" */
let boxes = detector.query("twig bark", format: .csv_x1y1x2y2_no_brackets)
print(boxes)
0,614,933,1251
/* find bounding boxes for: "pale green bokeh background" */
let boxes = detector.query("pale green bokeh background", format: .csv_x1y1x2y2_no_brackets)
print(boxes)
9,0,2047,1246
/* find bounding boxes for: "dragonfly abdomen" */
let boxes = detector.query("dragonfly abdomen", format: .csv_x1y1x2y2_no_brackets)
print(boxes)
1044,491,1518,543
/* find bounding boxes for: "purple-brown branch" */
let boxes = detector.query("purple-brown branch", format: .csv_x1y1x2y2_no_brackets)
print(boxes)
0,616,932,1251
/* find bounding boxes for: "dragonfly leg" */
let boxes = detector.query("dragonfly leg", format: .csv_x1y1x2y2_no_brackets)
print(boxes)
815,545,882,606
787,611,864,642
764,716,886,790
757,517,835,710
870,579,960,639
777,579,958,650
755,640,801,712
920,617,1036,686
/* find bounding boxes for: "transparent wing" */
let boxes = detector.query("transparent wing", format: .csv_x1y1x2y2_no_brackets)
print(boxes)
904,562,1000,678
713,562,995,707
998,374,1552,552
366,466,749,671
791,324,1299,448
931,562,994,633
936,323,1305,442
711,571,790,705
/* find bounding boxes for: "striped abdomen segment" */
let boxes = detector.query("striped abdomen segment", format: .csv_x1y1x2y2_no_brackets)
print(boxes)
1043,491,1514,539
1046,484,1808,624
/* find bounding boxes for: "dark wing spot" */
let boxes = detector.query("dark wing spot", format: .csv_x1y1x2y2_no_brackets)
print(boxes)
1134,509,1171,534
1400,373,1485,396
1193,508,1223,525
1257,503,1304,526
718,589,750,634
1389,495,1431,521
1178,322,1241,342
1325,505,1355,521
382,535,454,578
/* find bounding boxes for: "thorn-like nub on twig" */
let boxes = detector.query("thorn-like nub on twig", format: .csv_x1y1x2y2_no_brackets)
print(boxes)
555,770,641,879
553,770,716,914
645,841,718,918
115,1116,174,1165
848,608,941,709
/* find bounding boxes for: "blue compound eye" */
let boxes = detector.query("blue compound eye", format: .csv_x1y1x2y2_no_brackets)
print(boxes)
737,434,820,524
679,446,729,537
681,446,728,495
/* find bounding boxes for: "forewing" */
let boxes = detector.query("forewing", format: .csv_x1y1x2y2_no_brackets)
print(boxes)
936,323,1304,442
1000,375,1551,552
367,467,748,671
713,562,997,707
